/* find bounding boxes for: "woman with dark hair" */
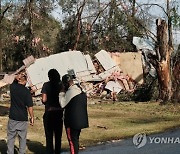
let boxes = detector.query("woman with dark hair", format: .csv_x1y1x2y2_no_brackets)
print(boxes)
41,69,64,154
59,74,89,154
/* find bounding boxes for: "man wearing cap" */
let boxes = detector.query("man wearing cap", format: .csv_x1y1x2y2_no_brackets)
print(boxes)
7,71,34,154
59,74,89,154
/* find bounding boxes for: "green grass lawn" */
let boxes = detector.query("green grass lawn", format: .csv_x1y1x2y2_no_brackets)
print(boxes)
0,100,180,153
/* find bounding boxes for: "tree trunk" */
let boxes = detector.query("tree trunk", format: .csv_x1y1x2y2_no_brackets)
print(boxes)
26,0,34,56
0,1,11,71
156,56,172,102
171,50,180,102
155,19,173,103
0,0,3,71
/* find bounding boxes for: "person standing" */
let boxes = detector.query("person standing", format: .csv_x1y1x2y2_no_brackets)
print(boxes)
41,69,63,154
7,71,34,154
59,74,89,154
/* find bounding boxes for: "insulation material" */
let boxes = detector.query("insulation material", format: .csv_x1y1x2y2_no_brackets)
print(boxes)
98,66,120,80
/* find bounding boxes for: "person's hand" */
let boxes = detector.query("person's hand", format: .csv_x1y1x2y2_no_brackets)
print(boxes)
59,92,65,97
29,117,34,126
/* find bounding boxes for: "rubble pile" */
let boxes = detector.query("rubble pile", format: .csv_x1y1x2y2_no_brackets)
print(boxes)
0,50,144,102
81,69,136,101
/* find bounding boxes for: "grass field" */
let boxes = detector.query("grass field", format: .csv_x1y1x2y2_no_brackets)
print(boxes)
0,99,180,153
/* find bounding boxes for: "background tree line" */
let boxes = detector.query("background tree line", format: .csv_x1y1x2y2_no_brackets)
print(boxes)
0,0,179,103
0,0,152,70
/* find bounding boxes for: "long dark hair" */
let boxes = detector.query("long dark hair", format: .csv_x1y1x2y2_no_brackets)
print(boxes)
48,69,61,95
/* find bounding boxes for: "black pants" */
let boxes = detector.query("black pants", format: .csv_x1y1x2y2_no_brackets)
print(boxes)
65,127,81,154
43,110,63,154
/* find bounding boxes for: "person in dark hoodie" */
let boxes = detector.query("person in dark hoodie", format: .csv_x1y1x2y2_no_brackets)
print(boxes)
59,74,89,154
41,69,64,154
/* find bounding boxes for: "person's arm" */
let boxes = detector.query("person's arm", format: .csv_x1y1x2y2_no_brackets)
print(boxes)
28,106,34,126
59,92,66,108
26,88,34,126
59,84,81,108
41,83,48,105
41,93,47,105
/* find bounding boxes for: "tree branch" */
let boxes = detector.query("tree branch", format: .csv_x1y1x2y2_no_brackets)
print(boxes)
84,2,110,49
73,0,86,50
117,1,157,42
0,4,12,22
137,3,168,17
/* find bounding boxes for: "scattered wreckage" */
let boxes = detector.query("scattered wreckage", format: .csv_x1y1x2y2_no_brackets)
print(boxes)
0,49,144,102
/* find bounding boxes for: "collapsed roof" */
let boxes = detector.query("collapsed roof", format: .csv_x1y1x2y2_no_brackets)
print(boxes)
1,50,143,96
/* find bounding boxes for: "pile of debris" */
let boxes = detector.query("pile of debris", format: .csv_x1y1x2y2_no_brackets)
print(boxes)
0,50,144,102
